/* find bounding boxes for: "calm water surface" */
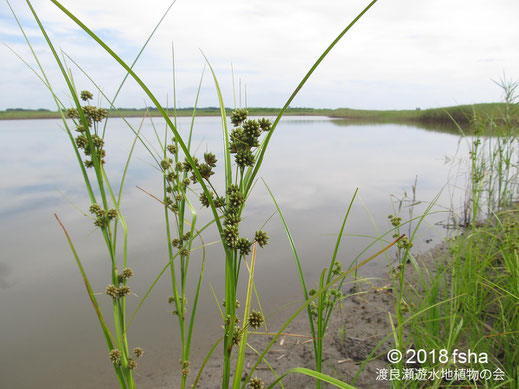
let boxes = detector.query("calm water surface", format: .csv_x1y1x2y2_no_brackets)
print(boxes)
0,116,465,388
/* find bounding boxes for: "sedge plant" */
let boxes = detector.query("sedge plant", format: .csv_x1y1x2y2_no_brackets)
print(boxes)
15,0,382,387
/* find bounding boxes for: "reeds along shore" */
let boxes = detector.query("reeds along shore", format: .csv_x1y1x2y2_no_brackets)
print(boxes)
390,81,519,388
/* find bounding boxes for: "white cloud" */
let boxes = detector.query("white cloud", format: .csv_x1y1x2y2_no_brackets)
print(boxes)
1,0,518,110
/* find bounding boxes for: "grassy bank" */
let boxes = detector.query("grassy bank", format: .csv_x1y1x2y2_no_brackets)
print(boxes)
389,92,519,388
2,103,516,127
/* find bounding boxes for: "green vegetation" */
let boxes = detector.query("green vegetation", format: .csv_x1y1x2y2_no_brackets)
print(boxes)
9,0,519,388
0,106,332,120
4,104,517,129
330,103,518,125
10,0,386,388
388,81,519,388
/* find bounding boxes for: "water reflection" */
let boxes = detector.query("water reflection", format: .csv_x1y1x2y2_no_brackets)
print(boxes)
0,116,465,388
330,117,464,135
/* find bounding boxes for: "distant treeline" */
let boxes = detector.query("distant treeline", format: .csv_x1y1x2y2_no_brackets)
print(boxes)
1,103,516,125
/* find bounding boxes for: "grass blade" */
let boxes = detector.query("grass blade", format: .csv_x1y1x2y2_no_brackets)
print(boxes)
266,367,358,389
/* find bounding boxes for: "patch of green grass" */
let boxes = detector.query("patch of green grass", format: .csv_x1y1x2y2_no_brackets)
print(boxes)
395,86,519,388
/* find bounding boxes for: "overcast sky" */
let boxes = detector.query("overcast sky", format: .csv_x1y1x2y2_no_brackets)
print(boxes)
1,0,518,110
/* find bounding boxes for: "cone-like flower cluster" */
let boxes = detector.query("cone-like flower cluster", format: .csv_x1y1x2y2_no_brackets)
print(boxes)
248,310,264,329
249,377,264,389
67,91,108,168
254,230,269,248
89,203,118,228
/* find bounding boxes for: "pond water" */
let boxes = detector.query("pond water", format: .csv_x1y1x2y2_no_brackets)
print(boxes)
0,116,467,388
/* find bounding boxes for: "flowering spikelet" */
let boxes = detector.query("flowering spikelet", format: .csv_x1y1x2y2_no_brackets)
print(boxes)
199,191,214,208
242,119,261,138
80,90,93,101
181,360,190,376
121,267,134,279
223,224,239,248
230,127,245,153
91,134,104,148
75,134,88,149
117,286,131,298
204,152,217,167
133,347,144,358
161,158,173,170
107,209,118,220
223,211,241,226
198,163,214,180
127,358,137,370
109,349,121,364
249,377,264,389
214,196,226,208
231,108,248,126
258,118,272,132
254,230,269,248
332,261,342,276
94,216,108,228
66,108,78,119
237,237,252,256
106,284,118,299
248,310,264,329
232,325,242,346
235,149,255,168
89,203,102,216
227,185,245,208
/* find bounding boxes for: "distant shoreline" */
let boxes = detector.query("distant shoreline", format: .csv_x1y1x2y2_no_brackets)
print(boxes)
0,103,513,125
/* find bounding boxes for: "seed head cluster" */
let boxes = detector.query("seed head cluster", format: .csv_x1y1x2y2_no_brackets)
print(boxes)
232,325,243,346
309,288,344,319
229,110,270,169
89,203,118,229
181,360,190,377
248,310,264,329
254,230,269,248
106,284,131,300
161,139,221,232
67,91,108,168
119,267,134,281
249,376,265,389
388,214,402,227
109,349,121,364
127,358,137,370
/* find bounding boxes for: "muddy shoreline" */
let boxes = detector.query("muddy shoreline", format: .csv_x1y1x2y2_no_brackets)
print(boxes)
150,242,450,389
